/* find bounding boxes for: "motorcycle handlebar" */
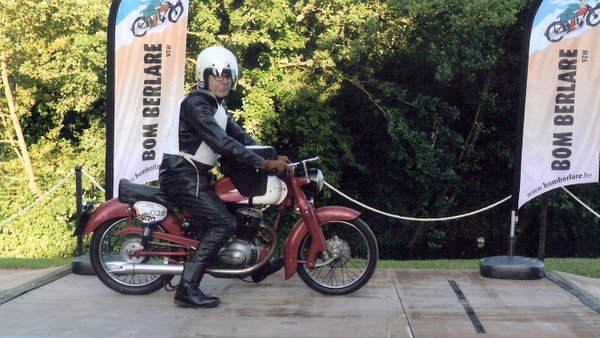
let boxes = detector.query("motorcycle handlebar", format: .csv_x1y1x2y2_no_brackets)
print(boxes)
289,156,320,168
288,156,320,178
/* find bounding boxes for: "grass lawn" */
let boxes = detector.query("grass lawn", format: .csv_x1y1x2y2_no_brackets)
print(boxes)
0,257,72,270
1,257,599,278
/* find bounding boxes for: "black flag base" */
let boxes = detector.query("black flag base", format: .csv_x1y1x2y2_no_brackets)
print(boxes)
71,255,96,275
480,255,544,280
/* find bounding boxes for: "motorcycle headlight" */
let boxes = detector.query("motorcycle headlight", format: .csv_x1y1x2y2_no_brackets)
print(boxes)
307,169,324,194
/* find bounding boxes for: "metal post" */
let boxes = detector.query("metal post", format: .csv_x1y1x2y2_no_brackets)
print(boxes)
72,166,95,275
75,166,83,256
538,196,548,261
507,210,517,257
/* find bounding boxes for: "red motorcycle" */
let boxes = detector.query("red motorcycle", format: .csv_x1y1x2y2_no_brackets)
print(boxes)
76,152,378,296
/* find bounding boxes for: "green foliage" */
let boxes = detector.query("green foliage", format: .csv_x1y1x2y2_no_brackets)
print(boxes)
0,0,109,142
0,122,105,258
1,0,599,260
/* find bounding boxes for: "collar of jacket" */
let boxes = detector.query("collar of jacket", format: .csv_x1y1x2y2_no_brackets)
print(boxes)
190,89,228,109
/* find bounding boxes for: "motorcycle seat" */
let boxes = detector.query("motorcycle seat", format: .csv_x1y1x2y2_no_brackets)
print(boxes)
118,179,177,209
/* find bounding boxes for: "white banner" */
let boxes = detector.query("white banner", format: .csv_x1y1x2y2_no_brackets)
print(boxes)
108,0,188,197
518,0,600,208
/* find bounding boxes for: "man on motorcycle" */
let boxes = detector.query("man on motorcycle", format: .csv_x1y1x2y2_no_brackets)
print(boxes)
142,0,163,27
559,0,587,31
159,46,293,308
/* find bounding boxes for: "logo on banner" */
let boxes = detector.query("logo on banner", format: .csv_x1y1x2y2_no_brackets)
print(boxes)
544,1,600,42
131,0,184,37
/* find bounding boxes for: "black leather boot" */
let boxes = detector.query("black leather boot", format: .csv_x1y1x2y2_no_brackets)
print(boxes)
251,256,284,283
174,262,220,308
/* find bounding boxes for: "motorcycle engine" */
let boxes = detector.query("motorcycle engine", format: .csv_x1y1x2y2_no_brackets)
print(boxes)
235,207,262,241
215,239,258,268
215,207,263,268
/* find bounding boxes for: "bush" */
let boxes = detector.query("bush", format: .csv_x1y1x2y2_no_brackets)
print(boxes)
0,123,105,258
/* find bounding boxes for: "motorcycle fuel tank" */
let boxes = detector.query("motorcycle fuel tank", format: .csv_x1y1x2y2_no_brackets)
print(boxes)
215,175,288,205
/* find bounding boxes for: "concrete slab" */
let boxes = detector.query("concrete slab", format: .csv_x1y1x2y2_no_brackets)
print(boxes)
551,271,600,301
1,268,599,337
0,267,66,293
0,269,408,338
394,269,600,337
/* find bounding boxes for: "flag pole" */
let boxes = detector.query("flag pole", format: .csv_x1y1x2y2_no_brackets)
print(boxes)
479,0,544,279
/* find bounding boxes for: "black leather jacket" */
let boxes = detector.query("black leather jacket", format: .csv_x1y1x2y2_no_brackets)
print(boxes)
159,89,264,195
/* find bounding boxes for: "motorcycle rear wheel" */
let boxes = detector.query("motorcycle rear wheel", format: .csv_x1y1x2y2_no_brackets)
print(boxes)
131,17,151,37
296,218,378,295
544,21,566,42
90,218,173,295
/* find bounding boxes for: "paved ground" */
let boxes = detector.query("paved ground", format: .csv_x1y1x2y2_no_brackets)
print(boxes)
0,266,599,337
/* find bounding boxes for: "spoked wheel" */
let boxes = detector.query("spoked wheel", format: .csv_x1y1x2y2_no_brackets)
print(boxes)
296,218,378,295
587,5,600,27
90,218,174,295
545,21,567,42
131,17,151,37
168,2,184,23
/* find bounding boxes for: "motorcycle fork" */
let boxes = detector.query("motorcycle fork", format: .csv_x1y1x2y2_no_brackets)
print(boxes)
291,184,327,268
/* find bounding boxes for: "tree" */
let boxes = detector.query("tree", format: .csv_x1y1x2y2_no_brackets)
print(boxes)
0,0,109,258
2,0,598,259
1,52,41,196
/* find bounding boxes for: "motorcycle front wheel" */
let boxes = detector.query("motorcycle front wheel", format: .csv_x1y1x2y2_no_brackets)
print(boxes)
168,2,184,22
90,218,173,295
296,218,378,295
587,5,600,27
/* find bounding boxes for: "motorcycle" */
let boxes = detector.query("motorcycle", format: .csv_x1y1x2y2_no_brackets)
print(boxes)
545,3,600,42
75,150,378,296
131,0,184,37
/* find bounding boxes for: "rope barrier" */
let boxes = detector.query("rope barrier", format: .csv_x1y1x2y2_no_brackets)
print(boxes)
0,171,75,229
561,187,600,219
0,168,106,229
1,168,598,229
324,181,512,222
81,168,106,193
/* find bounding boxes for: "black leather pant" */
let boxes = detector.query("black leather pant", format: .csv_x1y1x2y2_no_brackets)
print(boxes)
160,167,236,265
176,189,236,263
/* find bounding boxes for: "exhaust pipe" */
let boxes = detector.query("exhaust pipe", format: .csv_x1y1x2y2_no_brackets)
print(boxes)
106,224,280,277
106,260,269,277
107,262,183,275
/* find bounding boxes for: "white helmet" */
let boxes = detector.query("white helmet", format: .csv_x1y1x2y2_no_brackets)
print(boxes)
196,46,239,90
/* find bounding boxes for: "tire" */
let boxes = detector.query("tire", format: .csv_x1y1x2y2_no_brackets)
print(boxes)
296,218,378,295
131,17,150,37
90,218,173,295
545,21,566,42
168,3,184,23
586,6,600,27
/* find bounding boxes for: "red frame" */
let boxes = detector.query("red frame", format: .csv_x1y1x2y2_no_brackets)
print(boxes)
82,172,360,280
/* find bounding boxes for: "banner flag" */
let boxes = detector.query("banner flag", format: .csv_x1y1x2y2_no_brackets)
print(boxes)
106,0,189,198
517,0,600,208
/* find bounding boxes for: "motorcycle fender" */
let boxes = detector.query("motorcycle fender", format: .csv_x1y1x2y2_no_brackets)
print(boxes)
80,199,131,236
283,206,361,280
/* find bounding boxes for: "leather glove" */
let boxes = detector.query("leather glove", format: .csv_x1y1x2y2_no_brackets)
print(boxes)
261,159,294,176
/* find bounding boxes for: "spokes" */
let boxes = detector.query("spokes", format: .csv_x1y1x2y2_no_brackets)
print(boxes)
99,219,167,287
299,221,370,289
307,261,365,287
